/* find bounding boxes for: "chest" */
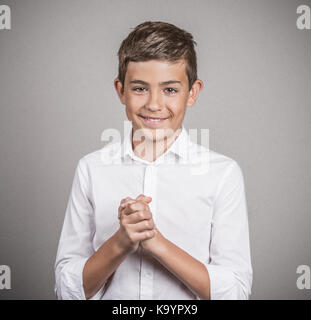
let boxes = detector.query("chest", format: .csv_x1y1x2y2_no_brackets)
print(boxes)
90,165,215,254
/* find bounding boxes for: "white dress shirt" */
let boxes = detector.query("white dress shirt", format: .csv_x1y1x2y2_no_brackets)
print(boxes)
54,124,253,300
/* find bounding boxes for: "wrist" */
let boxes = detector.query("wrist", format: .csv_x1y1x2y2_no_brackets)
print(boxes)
148,230,167,257
113,229,133,255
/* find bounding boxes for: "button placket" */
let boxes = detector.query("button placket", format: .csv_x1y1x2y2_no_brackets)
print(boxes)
139,164,157,299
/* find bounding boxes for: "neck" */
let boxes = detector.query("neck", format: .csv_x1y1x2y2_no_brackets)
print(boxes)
131,127,182,162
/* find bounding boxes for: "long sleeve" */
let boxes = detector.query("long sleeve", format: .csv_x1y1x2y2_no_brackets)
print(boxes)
202,161,253,300
54,157,105,300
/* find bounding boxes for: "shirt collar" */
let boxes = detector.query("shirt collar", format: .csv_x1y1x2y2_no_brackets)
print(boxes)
118,124,192,165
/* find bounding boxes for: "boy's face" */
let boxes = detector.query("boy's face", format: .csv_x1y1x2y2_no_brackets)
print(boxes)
114,59,203,142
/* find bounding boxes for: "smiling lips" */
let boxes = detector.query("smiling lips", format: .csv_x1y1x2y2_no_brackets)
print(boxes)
138,114,169,126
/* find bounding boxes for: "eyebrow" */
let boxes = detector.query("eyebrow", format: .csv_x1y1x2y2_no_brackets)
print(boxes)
129,80,183,86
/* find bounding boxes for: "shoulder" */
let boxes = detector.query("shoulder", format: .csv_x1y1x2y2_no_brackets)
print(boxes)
76,141,121,172
205,149,246,199
188,142,246,192
208,149,242,174
190,140,242,175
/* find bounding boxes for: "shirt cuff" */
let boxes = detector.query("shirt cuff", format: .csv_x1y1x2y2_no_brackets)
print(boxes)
55,257,105,300
196,264,238,300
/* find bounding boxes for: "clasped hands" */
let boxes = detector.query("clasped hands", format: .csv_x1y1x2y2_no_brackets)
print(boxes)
117,194,162,253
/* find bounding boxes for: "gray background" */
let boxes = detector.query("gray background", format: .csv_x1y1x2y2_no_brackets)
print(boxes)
0,0,310,299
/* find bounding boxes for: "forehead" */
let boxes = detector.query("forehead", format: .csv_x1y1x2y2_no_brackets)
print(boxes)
126,59,188,83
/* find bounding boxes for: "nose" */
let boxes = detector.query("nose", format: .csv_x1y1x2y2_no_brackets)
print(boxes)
145,89,162,112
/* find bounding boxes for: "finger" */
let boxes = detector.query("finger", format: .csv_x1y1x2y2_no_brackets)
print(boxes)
119,201,135,219
130,229,156,242
118,199,135,219
123,200,149,215
137,229,156,241
136,194,152,203
120,197,134,208
120,197,131,204
132,218,155,233
125,209,152,224
120,199,135,209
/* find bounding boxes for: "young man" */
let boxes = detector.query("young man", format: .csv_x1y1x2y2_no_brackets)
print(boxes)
54,21,253,300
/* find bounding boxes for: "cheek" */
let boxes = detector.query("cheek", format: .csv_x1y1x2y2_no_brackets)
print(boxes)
125,108,133,120
125,92,146,107
124,96,142,118
165,95,187,116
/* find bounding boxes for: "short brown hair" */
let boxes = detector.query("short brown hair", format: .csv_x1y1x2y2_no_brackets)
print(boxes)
117,21,198,91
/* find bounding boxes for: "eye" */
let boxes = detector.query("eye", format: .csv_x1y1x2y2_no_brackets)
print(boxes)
164,87,178,95
132,87,147,93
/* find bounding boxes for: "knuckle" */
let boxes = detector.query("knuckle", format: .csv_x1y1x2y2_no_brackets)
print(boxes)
146,230,153,237
145,220,150,228
121,197,131,204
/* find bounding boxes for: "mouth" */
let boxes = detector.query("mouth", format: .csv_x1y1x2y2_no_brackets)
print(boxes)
138,115,170,127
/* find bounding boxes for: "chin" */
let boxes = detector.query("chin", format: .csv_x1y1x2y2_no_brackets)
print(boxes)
135,126,176,141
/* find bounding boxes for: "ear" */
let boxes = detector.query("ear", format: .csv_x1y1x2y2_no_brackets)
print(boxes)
114,78,126,105
186,79,204,107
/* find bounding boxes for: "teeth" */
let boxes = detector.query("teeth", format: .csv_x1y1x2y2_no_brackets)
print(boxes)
140,115,167,122
147,118,162,122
